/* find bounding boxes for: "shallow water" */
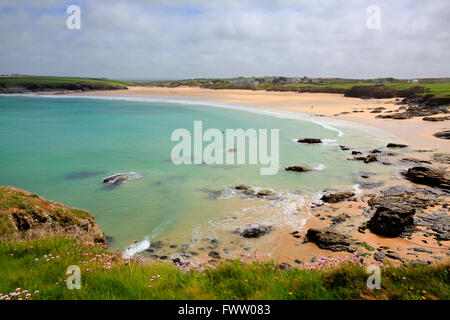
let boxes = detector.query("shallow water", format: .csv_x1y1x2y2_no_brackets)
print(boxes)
0,95,398,256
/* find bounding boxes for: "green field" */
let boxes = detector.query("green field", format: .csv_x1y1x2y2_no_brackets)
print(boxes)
0,76,135,89
0,237,448,300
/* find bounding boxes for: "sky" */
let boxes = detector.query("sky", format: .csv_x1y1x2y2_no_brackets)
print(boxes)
0,0,449,79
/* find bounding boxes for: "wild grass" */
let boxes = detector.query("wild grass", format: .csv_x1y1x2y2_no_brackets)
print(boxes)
0,237,448,300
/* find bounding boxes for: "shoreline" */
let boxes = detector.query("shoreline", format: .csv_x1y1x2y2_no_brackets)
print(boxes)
2,87,448,267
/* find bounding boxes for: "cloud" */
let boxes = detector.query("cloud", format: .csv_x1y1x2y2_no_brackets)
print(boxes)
0,0,449,79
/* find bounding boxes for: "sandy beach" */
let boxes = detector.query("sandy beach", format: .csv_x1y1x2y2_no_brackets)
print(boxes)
68,86,449,266
75,86,449,153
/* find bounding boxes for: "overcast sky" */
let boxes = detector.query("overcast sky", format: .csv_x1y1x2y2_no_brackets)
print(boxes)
0,0,449,79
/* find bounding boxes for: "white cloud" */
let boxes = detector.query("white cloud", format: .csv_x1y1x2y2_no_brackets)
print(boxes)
0,0,449,79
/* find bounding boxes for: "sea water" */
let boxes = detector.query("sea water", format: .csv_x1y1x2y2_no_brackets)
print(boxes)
0,95,397,256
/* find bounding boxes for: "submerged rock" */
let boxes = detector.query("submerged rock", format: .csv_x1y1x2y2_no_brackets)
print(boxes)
102,172,142,186
285,166,313,172
402,166,450,190
297,138,322,144
305,228,353,252
353,154,378,163
66,171,106,179
367,205,416,237
321,192,355,203
386,143,408,148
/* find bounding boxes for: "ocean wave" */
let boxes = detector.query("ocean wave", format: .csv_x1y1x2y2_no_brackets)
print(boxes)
122,238,150,259
312,164,326,171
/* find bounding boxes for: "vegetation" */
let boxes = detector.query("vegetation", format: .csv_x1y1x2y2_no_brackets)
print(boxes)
146,77,450,99
0,237,448,300
0,75,135,92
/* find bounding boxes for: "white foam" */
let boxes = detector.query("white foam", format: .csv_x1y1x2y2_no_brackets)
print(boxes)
312,164,326,171
122,238,150,259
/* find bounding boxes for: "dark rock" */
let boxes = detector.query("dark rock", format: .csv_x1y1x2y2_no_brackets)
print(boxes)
321,192,355,203
285,166,313,172
331,213,349,225
400,158,432,165
339,145,350,151
370,149,382,154
433,130,450,140
386,143,408,148
102,172,141,186
208,251,221,259
235,184,250,190
256,190,275,198
294,259,303,264
402,166,450,190
297,138,322,144
367,205,415,237
373,252,386,261
352,151,362,155
278,262,292,271
353,154,378,163
305,228,353,252
386,252,401,260
413,247,432,254
240,225,272,238
422,116,450,122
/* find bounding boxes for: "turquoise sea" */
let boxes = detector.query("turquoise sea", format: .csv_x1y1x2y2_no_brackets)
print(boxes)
0,95,397,257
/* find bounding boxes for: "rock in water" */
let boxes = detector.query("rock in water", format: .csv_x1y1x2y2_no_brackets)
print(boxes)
386,143,408,148
402,166,450,190
367,205,416,237
102,172,142,185
240,225,272,238
321,192,355,203
297,138,322,144
305,228,353,252
285,166,313,172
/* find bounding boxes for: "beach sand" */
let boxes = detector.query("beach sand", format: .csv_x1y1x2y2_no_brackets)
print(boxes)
76,86,449,153
71,86,449,265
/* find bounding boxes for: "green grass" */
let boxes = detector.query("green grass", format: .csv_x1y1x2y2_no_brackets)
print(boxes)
0,76,135,88
0,237,448,300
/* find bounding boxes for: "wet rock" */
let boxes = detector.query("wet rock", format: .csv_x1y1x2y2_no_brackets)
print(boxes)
235,184,250,190
370,149,382,154
353,154,378,163
102,172,141,186
297,138,322,144
422,116,450,122
305,228,353,252
433,130,450,140
240,225,272,238
400,158,432,165
321,192,355,203
402,166,450,190
285,166,313,172
413,247,433,254
208,251,221,259
386,252,401,260
331,213,349,225
352,151,362,155
386,143,408,148
256,190,275,198
294,259,303,264
367,205,415,237
373,252,386,261
339,145,350,151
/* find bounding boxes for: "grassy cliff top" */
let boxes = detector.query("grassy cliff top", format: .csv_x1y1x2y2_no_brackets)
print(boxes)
0,186,103,242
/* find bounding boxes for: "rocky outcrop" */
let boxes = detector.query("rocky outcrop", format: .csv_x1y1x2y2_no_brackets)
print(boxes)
240,225,272,238
297,138,322,144
321,192,355,203
423,116,450,122
433,130,450,140
402,166,450,190
0,186,105,243
305,228,353,252
285,166,313,172
367,205,416,237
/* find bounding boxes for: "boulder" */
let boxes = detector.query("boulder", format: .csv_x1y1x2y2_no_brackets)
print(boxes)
235,184,250,190
402,166,450,190
102,172,141,185
297,138,322,144
321,192,355,203
367,205,416,237
256,190,275,198
305,228,353,252
353,154,377,163
240,225,272,238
